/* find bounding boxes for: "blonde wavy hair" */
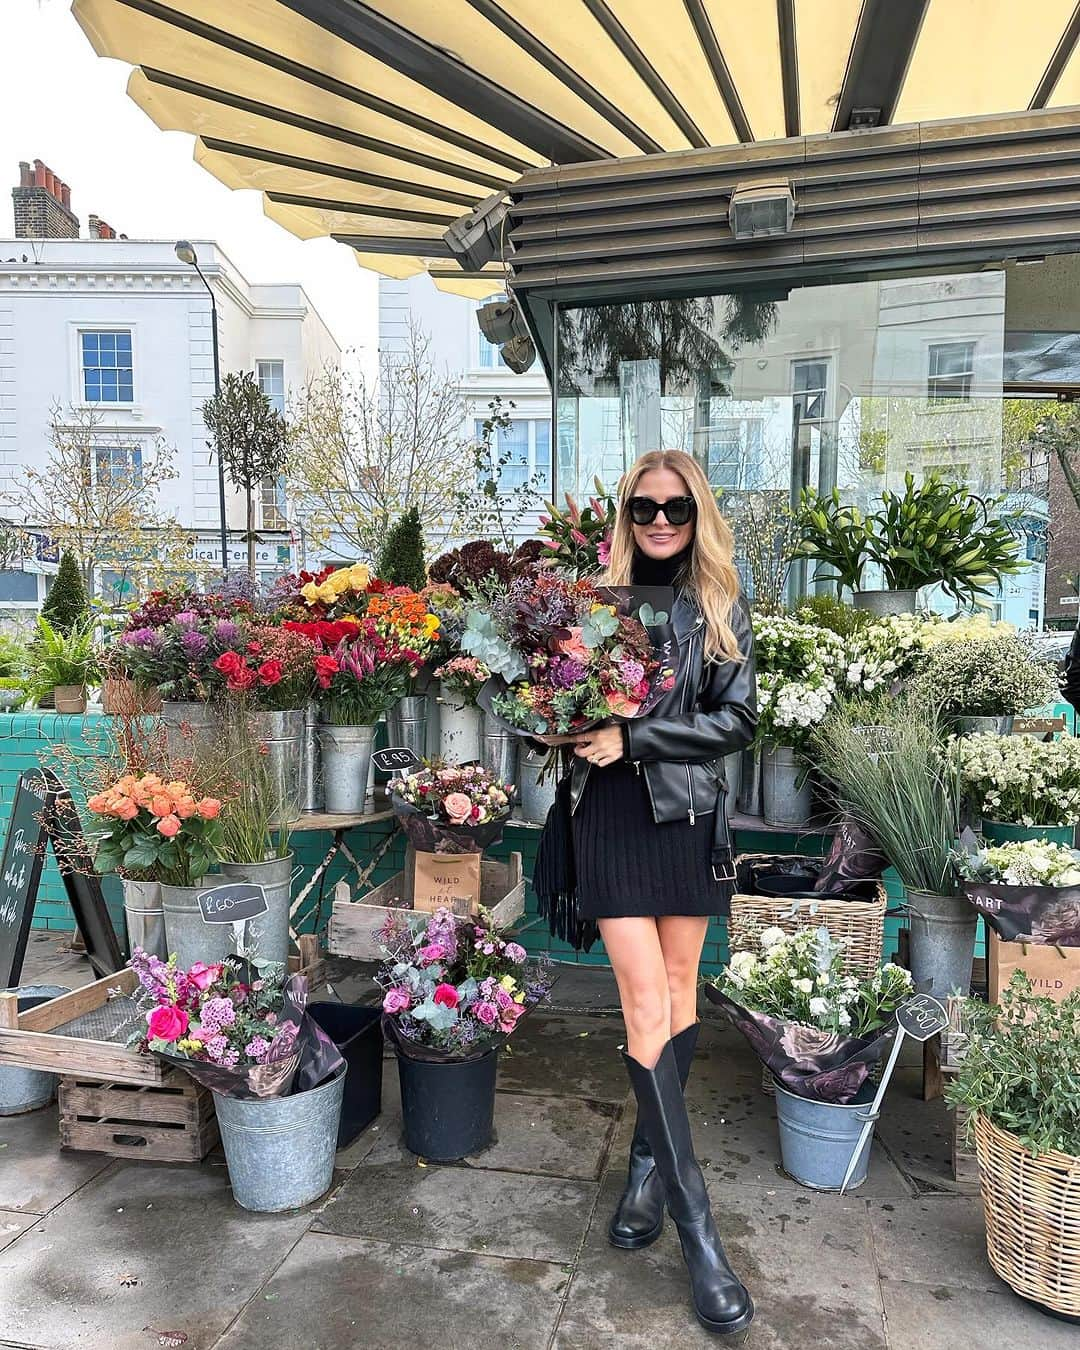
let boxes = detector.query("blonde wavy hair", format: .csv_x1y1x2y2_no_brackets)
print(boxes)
605,449,744,663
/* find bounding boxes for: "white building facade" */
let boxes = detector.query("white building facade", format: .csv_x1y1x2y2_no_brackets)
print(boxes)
0,237,340,603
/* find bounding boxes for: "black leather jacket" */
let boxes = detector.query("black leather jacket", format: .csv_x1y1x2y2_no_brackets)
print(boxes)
569,590,757,852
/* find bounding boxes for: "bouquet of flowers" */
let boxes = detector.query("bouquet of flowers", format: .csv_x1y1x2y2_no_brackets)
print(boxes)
705,925,913,1101
463,572,675,735
954,733,1080,828
433,655,489,700
391,761,514,854
377,906,554,1061
364,583,441,663
88,772,223,886
314,626,421,725
128,949,343,1099
912,633,1060,718
753,614,842,748
210,625,317,710
837,613,932,695
954,835,1080,944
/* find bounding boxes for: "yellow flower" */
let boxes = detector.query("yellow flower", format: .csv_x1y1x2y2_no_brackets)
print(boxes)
348,563,370,590
176,1038,204,1054
500,974,517,992
514,992,526,1004
316,582,338,604
423,613,440,637
300,582,321,603
327,568,353,595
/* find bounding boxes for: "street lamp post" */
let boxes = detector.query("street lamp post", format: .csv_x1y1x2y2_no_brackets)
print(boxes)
175,240,229,572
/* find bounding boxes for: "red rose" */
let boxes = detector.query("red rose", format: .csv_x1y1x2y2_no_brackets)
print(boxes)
227,666,257,691
214,651,242,676
257,659,283,686
147,1004,189,1042
247,640,262,655
433,983,459,1009
314,654,338,689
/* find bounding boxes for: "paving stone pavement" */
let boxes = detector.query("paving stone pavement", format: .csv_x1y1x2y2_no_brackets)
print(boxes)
0,953,1069,1348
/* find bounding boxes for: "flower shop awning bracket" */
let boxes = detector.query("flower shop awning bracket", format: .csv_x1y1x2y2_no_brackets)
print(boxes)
70,0,1080,301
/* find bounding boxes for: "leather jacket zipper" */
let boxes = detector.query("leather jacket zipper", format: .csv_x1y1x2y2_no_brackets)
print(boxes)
682,630,698,824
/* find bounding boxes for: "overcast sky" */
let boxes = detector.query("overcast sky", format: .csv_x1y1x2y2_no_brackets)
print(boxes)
1,0,378,358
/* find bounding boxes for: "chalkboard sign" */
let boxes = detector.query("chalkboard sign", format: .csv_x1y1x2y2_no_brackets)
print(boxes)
0,770,54,989
372,746,422,776
897,994,949,1042
198,882,269,925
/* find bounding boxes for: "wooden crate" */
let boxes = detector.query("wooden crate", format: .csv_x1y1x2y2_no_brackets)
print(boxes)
328,852,526,960
950,1098,980,1186
58,1069,219,1162
0,937,324,1087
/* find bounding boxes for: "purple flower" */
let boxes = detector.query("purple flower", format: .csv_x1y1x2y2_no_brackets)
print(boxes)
550,657,587,690
204,1033,229,1061
180,630,209,657
244,1036,271,1061
475,1001,498,1027
618,657,645,686
173,610,199,630
124,626,163,649
214,619,240,644
199,996,236,1035
505,942,527,964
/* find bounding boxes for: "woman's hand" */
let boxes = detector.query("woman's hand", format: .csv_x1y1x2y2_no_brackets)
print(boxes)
573,726,625,767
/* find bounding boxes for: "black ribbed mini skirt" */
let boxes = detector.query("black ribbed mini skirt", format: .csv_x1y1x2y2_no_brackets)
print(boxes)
571,759,729,919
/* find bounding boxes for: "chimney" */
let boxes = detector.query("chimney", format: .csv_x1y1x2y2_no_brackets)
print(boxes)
88,214,118,240
13,158,79,239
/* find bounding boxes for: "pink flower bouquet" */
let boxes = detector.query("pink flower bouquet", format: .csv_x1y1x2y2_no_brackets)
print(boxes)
391,761,515,854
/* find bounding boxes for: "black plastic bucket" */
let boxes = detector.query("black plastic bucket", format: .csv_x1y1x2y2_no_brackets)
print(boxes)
396,1046,499,1161
308,1002,383,1148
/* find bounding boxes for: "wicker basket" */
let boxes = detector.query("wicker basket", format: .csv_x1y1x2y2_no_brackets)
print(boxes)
974,1112,1080,1319
729,860,888,1092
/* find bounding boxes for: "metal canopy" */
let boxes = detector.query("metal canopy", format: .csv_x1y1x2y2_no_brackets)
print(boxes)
73,0,1080,295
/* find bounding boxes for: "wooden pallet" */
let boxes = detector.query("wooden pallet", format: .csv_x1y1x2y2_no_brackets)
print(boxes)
58,1069,219,1162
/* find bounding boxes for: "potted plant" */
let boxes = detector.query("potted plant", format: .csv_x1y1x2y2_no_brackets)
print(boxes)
100,644,162,717
912,633,1060,735
753,614,843,826
0,633,29,710
955,733,1080,844
378,906,553,1160
793,488,876,600
946,974,1080,1321
706,925,914,1190
365,583,442,759
28,614,99,714
128,949,346,1211
812,698,972,999
433,656,488,763
87,772,225,968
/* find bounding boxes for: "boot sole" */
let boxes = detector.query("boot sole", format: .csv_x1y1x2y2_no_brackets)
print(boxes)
608,1215,664,1249
694,1293,755,1338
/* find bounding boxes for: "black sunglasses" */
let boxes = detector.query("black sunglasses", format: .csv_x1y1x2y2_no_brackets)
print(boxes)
628,495,696,527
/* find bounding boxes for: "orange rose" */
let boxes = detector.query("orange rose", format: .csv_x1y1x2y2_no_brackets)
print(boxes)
174,795,197,819
114,797,140,821
156,814,181,837
196,797,221,820
604,690,640,717
87,792,107,814
149,795,173,818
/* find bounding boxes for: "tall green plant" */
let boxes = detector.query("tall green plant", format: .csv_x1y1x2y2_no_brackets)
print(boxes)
793,488,873,594
811,696,960,895
29,614,99,697
376,506,426,590
42,550,90,634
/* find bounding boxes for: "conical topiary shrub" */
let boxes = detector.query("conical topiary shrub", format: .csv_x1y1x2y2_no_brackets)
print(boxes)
42,550,90,635
376,506,426,590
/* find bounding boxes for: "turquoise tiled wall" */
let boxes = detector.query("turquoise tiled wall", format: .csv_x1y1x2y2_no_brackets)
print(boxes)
2,712,978,977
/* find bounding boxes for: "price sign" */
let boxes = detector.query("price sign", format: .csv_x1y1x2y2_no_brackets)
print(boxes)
896,994,949,1042
198,883,269,925
372,746,422,776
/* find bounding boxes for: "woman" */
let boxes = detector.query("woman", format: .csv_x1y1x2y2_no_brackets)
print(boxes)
540,449,756,1337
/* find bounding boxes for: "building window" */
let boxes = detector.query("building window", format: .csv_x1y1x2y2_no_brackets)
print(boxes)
792,360,828,422
257,361,287,527
81,330,133,403
927,341,975,404
475,418,552,494
94,445,143,486
705,419,763,490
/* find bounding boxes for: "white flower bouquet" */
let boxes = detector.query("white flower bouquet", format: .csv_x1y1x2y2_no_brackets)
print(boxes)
954,837,1080,945
954,733,1080,828
705,926,914,1101
954,838,1080,889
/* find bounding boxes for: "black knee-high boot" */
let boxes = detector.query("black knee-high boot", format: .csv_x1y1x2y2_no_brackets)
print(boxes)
609,1021,700,1248
623,1040,754,1337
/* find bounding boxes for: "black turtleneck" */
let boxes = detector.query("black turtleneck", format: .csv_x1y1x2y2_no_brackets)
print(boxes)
631,545,692,589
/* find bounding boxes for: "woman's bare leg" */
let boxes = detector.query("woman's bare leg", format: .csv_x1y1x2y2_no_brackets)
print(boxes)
599,916,670,1068
657,915,710,1038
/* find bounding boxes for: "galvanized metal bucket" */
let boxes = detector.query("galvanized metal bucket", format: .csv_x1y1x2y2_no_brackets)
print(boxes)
955,715,1014,737
253,709,305,818
160,700,219,763
736,743,763,816
518,747,556,824
214,1066,347,1212
775,1081,878,1191
437,685,481,763
318,723,377,814
762,745,813,827
482,712,518,785
906,889,978,999
385,695,429,760
0,986,69,1114
161,882,232,968
218,853,298,965
852,588,917,617
301,700,323,813
122,878,165,961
